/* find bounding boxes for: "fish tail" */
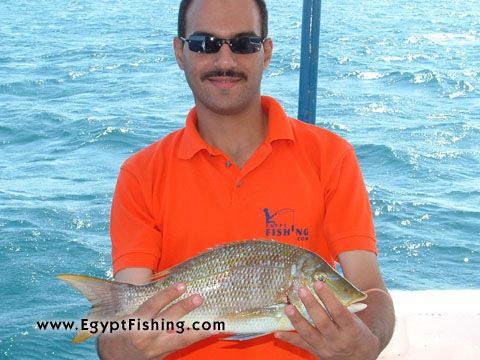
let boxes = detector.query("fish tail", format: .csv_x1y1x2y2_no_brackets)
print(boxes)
57,274,125,343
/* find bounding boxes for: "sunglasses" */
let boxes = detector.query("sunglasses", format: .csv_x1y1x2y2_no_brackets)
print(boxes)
180,35,265,54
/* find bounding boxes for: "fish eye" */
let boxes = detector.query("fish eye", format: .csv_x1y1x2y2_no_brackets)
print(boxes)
314,270,328,282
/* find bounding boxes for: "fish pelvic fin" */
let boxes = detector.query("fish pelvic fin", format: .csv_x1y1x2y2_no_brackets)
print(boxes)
222,333,270,341
220,305,293,342
57,274,126,343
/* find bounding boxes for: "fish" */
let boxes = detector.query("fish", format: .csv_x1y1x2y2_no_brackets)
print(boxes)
58,239,367,343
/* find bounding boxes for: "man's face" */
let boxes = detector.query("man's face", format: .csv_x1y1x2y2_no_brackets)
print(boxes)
174,0,272,115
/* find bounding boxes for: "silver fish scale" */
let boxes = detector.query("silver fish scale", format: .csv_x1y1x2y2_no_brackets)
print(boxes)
116,284,147,316
188,266,290,316
150,241,307,319
113,240,365,328
165,240,303,278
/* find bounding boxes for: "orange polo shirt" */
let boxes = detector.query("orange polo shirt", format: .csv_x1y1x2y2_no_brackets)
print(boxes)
110,96,376,359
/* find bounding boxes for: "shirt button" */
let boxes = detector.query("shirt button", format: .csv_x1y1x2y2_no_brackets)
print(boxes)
236,180,242,187
225,161,232,167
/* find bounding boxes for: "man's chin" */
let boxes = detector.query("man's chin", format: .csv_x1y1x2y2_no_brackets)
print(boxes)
196,97,257,116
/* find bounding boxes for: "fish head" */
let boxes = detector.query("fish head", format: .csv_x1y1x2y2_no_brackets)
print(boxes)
296,253,367,307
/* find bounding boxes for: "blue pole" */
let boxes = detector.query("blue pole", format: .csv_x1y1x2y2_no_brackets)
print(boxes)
298,0,322,124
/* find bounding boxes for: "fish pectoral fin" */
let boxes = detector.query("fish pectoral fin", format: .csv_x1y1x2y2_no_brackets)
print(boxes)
223,304,286,321
150,268,171,282
222,333,270,341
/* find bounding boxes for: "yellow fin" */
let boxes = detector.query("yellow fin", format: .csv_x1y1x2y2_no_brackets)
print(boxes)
57,274,127,343
72,330,95,344
57,274,114,303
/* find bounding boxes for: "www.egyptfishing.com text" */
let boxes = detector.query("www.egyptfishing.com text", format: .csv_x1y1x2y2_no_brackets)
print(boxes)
36,318,225,335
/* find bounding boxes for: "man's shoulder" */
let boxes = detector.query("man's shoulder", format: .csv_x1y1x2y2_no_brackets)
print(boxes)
289,117,353,154
122,128,185,174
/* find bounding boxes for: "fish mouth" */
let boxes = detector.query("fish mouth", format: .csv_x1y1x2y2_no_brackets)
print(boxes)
339,284,368,307
309,284,368,315
344,291,368,307
318,278,368,307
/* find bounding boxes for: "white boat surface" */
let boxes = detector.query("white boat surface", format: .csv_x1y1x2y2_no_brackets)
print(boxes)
379,290,480,359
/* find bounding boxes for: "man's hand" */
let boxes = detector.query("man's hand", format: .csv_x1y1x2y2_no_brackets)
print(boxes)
275,281,380,360
97,283,214,360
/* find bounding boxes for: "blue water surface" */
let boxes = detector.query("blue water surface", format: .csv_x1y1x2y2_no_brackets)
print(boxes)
1,0,479,358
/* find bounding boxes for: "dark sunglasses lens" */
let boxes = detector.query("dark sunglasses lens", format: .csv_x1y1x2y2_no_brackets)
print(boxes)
204,38,222,53
186,36,206,52
231,37,262,54
185,36,263,54
186,36,220,53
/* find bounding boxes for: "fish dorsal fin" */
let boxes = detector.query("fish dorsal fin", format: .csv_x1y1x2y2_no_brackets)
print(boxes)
150,268,171,282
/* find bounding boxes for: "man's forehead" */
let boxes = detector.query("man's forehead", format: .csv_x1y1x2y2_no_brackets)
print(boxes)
184,0,262,37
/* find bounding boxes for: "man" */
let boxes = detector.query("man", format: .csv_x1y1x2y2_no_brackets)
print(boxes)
98,0,395,358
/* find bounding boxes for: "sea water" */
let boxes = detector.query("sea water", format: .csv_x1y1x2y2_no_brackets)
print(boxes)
1,0,479,358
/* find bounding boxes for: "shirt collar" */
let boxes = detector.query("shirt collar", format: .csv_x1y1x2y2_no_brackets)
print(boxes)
177,96,295,160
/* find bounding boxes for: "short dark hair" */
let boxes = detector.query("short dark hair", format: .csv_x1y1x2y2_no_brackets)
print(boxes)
178,0,268,39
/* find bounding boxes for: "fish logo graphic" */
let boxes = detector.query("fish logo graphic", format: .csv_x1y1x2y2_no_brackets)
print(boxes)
263,208,309,241
263,208,294,226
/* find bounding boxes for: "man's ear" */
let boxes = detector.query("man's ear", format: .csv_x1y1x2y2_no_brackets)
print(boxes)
173,37,185,70
262,38,273,69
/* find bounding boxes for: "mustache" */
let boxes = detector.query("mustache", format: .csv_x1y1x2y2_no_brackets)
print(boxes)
201,69,248,82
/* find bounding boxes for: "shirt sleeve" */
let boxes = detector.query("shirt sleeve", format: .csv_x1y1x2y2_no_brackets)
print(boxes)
110,164,162,274
323,148,377,260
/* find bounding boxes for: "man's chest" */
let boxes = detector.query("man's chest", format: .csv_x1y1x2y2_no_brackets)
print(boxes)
150,147,330,268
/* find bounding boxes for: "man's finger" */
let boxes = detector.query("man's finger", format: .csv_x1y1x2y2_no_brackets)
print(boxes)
313,281,353,328
284,304,324,349
158,293,203,322
135,283,187,318
298,286,340,338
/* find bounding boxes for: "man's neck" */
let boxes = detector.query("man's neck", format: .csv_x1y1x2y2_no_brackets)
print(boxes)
195,98,267,169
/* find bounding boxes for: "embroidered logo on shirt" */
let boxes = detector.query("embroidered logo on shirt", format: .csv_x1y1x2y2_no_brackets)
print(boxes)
263,208,309,241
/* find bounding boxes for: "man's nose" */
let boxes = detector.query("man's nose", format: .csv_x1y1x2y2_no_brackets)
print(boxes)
214,43,237,69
